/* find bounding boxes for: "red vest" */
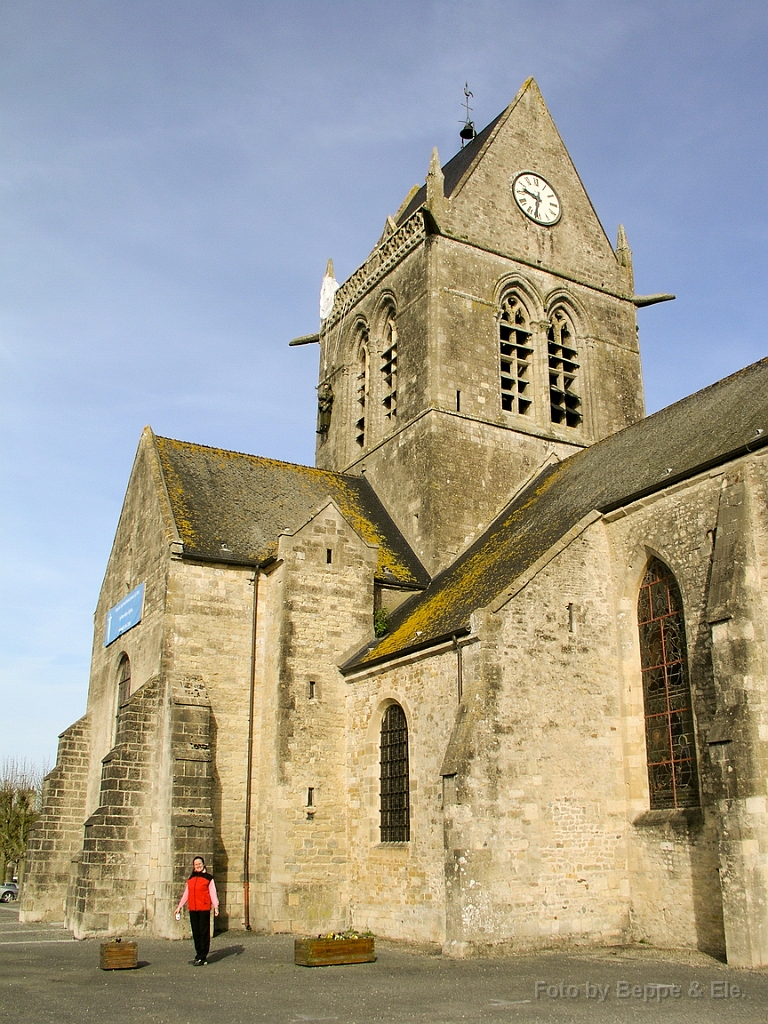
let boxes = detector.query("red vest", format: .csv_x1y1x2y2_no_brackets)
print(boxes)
187,874,212,911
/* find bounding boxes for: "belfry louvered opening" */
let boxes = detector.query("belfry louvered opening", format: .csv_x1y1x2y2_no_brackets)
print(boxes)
499,295,533,415
381,317,397,422
547,311,582,428
355,331,369,447
637,558,700,810
380,703,410,842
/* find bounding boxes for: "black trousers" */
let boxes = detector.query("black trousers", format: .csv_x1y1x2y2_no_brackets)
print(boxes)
189,910,211,961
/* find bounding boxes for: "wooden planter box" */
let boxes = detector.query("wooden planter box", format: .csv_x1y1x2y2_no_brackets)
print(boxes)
294,936,375,967
99,939,138,970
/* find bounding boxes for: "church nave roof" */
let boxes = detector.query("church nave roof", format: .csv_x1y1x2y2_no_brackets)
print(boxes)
342,356,768,672
153,435,429,588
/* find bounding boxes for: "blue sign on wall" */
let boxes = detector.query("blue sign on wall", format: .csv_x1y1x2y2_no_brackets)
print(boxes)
104,583,145,647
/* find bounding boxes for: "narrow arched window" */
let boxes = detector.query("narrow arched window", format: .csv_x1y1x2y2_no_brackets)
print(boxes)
499,295,532,415
637,558,699,809
380,703,410,841
381,317,397,422
117,654,131,708
355,336,369,448
547,309,581,428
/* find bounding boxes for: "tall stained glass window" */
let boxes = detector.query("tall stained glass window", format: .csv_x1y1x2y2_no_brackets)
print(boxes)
380,703,410,841
637,558,699,809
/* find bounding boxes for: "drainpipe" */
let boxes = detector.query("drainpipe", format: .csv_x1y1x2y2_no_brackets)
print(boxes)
243,567,260,931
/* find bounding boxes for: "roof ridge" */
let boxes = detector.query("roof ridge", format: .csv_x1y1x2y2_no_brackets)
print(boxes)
394,78,538,226
441,80,534,201
575,354,768,462
154,434,356,482
645,355,768,413
343,353,768,671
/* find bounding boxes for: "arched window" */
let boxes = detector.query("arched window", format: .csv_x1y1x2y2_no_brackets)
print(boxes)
117,654,131,708
355,333,369,448
380,703,410,841
637,558,699,809
499,295,532,415
547,309,581,428
380,317,397,422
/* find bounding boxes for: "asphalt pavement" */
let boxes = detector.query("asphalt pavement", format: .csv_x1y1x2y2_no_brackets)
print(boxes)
1,904,766,1023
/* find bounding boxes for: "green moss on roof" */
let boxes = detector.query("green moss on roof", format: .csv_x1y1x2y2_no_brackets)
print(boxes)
344,356,768,671
154,437,427,587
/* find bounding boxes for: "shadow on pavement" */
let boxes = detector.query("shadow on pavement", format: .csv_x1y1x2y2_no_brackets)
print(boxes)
208,944,245,963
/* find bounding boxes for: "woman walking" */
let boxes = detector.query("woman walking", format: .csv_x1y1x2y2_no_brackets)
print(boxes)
175,856,219,965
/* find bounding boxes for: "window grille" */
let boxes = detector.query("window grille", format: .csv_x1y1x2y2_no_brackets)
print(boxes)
637,558,699,809
547,311,581,428
380,703,410,842
499,296,532,415
117,655,131,708
381,319,397,421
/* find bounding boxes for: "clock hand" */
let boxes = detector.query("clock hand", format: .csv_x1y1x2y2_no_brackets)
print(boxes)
520,186,544,216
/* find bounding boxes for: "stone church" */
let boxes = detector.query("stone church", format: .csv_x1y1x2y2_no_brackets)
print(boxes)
21,79,768,967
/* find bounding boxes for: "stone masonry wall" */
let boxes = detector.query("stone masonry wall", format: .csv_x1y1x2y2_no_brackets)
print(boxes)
20,716,91,923
606,465,737,957
83,431,174,819
345,646,459,944
162,558,254,931
169,677,215,937
441,526,631,954
316,229,429,476
250,503,378,934
703,455,768,966
356,408,574,575
67,675,165,937
25,432,174,929
432,235,642,446
314,88,644,576
445,80,627,298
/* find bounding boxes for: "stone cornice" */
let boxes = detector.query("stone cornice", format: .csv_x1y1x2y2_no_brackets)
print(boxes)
322,212,426,329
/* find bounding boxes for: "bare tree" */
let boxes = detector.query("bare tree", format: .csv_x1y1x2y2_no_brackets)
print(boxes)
0,758,46,888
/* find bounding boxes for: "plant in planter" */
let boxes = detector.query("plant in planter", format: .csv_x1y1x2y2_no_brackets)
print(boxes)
294,930,375,967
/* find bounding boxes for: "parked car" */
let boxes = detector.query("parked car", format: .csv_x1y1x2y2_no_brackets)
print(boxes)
0,882,19,903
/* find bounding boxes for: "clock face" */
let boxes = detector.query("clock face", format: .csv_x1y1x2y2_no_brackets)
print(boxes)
511,172,561,225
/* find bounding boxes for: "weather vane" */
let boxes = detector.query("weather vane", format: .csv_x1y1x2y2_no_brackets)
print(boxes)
459,82,476,147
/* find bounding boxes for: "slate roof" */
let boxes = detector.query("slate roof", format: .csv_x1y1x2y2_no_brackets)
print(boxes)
395,110,505,225
342,357,768,672
153,436,428,587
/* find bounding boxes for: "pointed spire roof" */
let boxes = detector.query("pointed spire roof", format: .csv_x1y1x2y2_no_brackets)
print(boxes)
394,78,624,291
395,105,506,224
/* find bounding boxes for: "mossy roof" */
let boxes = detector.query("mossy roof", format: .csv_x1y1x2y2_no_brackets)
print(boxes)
154,436,428,587
342,356,768,672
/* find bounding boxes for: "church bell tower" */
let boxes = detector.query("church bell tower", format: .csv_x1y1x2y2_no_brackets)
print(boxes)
311,79,647,576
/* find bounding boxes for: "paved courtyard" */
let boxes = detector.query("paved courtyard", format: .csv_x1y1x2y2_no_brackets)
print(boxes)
1,904,766,1023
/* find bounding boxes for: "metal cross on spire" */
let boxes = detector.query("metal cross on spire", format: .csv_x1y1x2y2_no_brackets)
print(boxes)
459,82,476,147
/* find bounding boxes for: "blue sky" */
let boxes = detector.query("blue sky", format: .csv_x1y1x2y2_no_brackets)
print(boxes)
2,1,767,766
